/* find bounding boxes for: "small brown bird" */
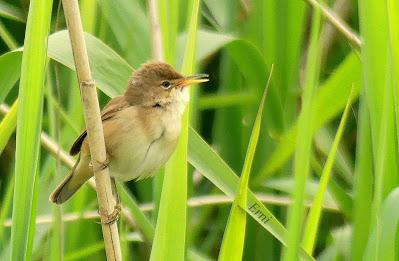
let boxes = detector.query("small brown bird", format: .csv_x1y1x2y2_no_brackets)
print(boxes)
50,61,208,204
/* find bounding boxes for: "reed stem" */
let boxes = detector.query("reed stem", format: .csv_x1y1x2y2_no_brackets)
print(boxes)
61,0,122,259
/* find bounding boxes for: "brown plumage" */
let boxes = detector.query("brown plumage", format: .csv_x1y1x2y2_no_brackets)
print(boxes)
50,61,208,204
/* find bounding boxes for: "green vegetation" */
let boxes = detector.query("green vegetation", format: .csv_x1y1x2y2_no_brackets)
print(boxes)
0,0,398,260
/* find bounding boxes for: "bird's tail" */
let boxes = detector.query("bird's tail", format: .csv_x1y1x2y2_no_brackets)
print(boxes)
49,157,91,204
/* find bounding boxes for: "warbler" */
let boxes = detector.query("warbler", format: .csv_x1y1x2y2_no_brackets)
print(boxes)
50,61,208,204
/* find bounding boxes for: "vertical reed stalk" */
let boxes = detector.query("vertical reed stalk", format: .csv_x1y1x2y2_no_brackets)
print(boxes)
148,0,165,223
61,0,121,260
149,0,164,62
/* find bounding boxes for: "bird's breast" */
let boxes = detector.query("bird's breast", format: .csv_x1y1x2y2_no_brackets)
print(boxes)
107,106,183,181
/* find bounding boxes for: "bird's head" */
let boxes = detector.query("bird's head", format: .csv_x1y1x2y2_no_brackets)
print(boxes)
124,61,209,108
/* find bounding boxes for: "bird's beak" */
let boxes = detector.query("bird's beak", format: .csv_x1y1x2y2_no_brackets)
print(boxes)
177,74,209,88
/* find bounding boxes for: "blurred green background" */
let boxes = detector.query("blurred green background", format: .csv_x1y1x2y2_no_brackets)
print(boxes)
1,0,399,260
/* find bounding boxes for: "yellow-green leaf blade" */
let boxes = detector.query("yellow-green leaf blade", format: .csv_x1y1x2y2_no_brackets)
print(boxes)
10,0,53,260
218,67,272,261
302,88,355,253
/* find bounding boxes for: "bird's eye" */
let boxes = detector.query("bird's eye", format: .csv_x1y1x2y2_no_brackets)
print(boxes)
161,80,171,89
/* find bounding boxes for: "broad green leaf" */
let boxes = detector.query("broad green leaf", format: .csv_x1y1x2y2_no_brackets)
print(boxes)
218,67,271,261
47,30,133,98
10,0,53,260
302,88,355,253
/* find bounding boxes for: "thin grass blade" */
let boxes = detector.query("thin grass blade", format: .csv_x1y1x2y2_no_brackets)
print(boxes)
218,67,272,261
302,88,355,253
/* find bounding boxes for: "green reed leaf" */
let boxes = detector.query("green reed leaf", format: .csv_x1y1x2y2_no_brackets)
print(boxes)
10,0,53,260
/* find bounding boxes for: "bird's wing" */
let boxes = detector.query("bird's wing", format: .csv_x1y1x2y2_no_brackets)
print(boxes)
69,96,130,155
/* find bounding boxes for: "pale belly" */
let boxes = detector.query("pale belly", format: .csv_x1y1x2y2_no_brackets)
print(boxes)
106,109,181,181
109,133,177,181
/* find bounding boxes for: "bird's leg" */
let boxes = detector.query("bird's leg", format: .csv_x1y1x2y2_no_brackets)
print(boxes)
91,154,121,224
111,177,121,206
109,177,122,222
97,177,121,225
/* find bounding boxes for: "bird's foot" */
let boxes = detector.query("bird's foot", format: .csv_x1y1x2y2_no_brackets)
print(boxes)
90,157,110,172
97,203,122,225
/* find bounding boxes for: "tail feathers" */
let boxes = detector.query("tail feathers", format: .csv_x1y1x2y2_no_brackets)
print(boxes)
49,173,76,204
49,159,91,204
